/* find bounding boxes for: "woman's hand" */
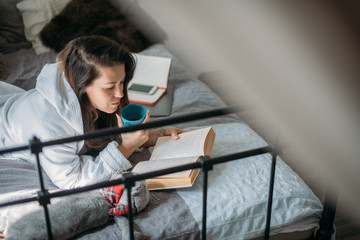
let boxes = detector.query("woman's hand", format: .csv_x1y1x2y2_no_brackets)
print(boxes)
116,110,150,158
142,127,185,147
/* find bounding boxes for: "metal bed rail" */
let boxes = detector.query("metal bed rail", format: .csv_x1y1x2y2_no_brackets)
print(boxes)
0,107,335,240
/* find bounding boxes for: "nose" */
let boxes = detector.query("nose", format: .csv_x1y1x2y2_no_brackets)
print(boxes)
114,86,123,98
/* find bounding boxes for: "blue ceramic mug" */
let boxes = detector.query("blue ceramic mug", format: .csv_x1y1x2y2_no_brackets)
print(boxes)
120,104,146,126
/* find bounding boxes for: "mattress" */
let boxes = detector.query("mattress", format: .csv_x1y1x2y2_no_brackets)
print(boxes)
0,43,323,239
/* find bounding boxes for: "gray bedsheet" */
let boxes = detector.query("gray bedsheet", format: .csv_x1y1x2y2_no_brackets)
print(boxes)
0,44,322,240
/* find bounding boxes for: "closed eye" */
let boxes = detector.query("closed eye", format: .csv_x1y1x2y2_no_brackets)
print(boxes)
104,81,124,91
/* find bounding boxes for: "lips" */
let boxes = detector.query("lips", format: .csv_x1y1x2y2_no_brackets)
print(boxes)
112,101,120,106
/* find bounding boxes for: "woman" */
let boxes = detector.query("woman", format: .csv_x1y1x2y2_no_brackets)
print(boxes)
0,36,183,189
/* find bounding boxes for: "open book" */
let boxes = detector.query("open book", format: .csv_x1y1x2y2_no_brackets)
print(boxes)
132,127,216,190
128,53,172,105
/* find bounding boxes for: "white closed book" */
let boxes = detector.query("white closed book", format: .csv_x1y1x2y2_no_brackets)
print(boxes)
128,53,172,105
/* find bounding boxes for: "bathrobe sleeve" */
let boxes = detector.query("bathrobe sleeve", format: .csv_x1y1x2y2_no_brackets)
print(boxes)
40,140,132,189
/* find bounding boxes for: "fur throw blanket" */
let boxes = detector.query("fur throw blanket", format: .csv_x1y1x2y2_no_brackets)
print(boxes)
0,54,10,80
40,0,151,53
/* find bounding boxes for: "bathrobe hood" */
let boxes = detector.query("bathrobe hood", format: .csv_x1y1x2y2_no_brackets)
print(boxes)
36,63,83,134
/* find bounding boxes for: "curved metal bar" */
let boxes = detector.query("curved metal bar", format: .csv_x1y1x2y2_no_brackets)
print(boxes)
199,156,213,240
122,172,135,240
316,189,338,240
264,151,278,240
29,136,53,240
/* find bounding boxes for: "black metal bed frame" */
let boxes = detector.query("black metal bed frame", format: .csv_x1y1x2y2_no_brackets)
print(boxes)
0,107,336,240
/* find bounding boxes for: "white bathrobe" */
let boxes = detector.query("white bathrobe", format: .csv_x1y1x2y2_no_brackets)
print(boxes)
0,64,132,189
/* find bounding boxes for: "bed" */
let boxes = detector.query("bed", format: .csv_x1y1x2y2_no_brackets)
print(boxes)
0,0,325,239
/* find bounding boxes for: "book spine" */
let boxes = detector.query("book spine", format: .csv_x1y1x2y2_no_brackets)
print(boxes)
129,90,167,105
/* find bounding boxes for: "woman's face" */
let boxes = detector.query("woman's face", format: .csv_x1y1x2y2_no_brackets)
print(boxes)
85,64,126,114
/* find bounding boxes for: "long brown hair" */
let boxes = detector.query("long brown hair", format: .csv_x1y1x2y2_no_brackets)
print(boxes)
57,36,136,154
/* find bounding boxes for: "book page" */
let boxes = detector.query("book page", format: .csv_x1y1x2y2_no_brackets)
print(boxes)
132,156,198,178
131,54,172,89
150,127,211,160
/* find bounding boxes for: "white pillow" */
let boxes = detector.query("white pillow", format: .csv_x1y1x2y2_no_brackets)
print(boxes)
16,0,71,54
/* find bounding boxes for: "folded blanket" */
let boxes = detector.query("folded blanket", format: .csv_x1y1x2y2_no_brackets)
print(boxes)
4,191,111,240
0,152,150,240
3,182,149,240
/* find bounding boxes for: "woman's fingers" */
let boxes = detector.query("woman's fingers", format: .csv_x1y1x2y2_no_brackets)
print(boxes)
116,113,123,127
120,129,149,153
170,128,180,140
142,110,150,123
119,110,150,151
165,127,185,140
